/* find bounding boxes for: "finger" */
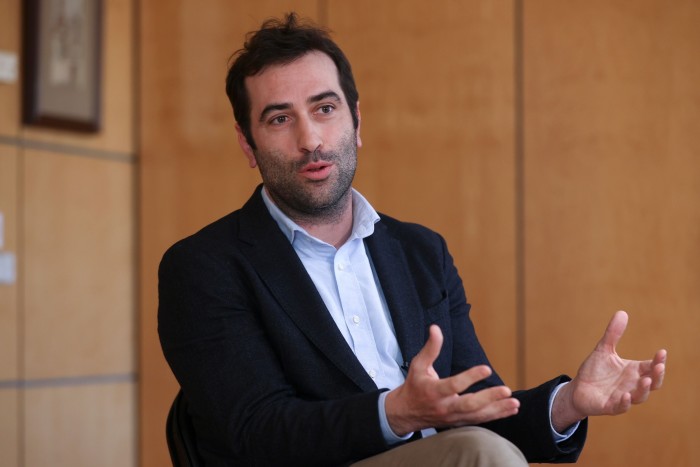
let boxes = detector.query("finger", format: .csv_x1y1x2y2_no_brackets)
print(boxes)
614,392,632,414
596,310,628,353
638,347,666,370
653,348,668,366
476,396,521,423
411,325,444,374
451,389,520,424
434,365,493,397
453,385,514,411
474,397,521,423
637,349,667,383
630,377,652,405
651,360,666,391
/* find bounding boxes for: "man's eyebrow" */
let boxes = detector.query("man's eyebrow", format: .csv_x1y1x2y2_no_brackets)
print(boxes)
308,91,342,105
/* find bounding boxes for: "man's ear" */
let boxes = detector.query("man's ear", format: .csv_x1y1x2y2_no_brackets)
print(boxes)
355,102,362,148
235,123,257,168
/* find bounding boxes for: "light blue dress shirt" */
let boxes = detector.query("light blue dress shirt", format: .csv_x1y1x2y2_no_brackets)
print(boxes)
261,187,578,444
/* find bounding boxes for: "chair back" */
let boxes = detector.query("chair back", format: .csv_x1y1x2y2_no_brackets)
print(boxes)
166,389,203,467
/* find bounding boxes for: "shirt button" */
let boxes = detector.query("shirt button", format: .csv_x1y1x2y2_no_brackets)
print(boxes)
368,369,377,379
337,263,345,271
352,315,360,324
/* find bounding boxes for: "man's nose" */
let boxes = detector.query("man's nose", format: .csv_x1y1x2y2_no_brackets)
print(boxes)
297,116,322,154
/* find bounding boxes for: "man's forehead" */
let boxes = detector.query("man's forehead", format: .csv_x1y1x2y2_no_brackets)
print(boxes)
245,51,343,107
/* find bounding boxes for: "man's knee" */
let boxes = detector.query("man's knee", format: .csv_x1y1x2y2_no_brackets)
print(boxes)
430,427,528,467
351,426,528,467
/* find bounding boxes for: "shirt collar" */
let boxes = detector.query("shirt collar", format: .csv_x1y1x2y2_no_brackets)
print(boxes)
261,186,380,245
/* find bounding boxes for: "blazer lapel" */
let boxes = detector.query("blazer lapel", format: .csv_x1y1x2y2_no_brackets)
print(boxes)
365,221,425,367
237,188,377,392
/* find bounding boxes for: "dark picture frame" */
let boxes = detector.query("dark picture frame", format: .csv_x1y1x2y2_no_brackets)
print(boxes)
22,0,103,132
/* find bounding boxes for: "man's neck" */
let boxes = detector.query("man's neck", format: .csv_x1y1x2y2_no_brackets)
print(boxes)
296,197,354,248
264,186,355,249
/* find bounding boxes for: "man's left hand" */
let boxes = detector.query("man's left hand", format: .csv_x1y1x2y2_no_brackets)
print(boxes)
551,310,667,432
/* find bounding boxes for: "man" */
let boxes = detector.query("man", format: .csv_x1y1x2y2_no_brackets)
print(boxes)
158,13,666,466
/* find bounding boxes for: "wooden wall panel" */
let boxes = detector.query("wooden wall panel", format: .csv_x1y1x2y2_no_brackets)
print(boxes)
0,145,17,467
24,383,135,467
0,148,18,467
138,2,319,465
328,0,518,384
0,390,19,467
523,1,699,465
0,0,20,135
2,0,137,464
0,147,18,380
23,149,135,379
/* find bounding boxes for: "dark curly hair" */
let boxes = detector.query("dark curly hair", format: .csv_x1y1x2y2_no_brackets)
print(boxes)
225,12,359,150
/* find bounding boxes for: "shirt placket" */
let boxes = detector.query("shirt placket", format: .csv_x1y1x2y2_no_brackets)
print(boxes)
334,241,383,383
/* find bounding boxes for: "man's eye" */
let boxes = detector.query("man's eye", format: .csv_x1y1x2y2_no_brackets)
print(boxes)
271,115,288,125
319,105,334,114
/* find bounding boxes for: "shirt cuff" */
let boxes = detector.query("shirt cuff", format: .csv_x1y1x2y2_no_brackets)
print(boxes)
378,390,413,444
548,382,581,442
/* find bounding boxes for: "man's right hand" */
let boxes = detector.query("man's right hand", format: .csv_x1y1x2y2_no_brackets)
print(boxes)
385,325,520,436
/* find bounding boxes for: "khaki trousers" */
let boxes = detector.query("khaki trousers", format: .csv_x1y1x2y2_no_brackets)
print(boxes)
351,427,528,467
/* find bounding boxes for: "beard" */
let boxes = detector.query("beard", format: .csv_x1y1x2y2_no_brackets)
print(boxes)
255,128,358,225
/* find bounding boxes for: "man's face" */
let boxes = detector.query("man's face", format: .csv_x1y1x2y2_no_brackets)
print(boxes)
236,51,362,221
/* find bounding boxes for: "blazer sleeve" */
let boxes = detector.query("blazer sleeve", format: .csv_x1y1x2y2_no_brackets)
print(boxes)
158,237,390,466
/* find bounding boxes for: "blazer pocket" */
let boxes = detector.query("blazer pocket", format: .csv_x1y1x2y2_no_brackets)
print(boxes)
424,292,449,325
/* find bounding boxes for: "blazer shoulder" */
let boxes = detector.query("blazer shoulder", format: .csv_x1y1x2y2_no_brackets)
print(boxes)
376,212,446,246
161,209,243,264
159,186,275,269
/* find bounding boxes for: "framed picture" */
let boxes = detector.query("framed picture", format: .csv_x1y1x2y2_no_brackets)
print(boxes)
22,0,103,132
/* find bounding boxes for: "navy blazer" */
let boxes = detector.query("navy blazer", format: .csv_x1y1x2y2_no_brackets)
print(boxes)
158,186,587,466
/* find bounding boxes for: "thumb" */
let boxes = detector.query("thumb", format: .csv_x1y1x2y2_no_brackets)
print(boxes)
411,325,444,372
597,310,628,353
